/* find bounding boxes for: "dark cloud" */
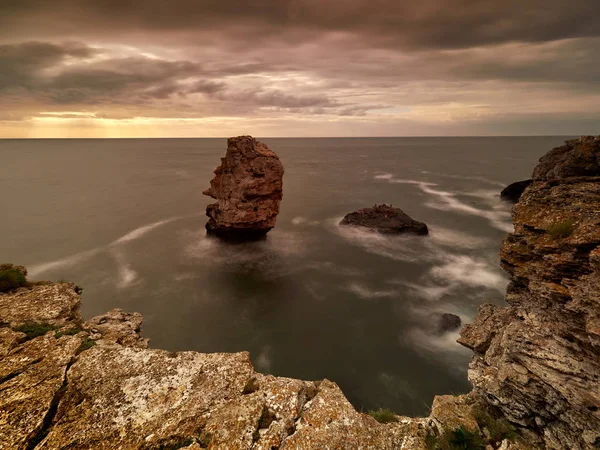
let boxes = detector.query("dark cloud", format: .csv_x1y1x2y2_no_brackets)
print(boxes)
0,1,598,135
1,0,599,50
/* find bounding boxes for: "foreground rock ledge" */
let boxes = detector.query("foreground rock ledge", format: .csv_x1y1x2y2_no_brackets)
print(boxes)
203,136,284,241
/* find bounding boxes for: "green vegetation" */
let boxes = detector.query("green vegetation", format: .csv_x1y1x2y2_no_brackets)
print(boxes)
55,328,83,338
426,426,485,450
367,408,399,424
547,219,576,240
473,405,517,443
0,265,27,293
76,338,96,354
14,322,58,340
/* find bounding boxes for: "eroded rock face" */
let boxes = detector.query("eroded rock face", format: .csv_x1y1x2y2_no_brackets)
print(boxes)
203,136,284,241
460,176,600,450
532,136,600,180
500,180,533,203
340,204,429,235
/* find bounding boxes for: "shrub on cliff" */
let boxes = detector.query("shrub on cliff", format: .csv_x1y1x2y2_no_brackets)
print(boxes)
547,219,575,240
367,408,399,423
0,264,28,293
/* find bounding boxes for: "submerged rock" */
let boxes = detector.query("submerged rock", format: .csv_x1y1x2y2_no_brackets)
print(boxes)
532,135,600,180
500,179,533,203
203,136,284,241
340,204,428,235
433,313,462,334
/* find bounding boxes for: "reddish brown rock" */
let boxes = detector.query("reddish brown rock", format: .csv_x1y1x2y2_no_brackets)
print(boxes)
532,135,600,180
203,136,284,241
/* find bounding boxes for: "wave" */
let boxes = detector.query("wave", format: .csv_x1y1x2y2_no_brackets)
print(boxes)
28,248,103,277
346,283,398,299
112,217,181,244
420,171,506,188
29,216,183,277
111,250,140,289
374,173,513,232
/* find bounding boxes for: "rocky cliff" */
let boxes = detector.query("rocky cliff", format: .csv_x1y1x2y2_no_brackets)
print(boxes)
460,137,600,449
1,137,599,449
203,136,284,240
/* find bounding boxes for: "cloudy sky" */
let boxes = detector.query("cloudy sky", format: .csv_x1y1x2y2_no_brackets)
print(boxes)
1,0,599,137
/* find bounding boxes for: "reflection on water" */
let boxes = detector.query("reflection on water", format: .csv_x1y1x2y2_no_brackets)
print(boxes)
0,136,568,415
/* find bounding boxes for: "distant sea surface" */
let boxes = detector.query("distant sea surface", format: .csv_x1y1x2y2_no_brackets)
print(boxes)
0,137,570,416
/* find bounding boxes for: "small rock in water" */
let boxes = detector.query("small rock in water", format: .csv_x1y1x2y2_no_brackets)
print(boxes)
500,179,533,203
203,136,284,241
339,204,428,235
433,313,462,334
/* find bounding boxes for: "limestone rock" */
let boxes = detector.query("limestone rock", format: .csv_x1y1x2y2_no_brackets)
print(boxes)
0,282,81,328
340,204,429,235
203,136,284,241
84,308,148,348
460,176,600,449
532,136,600,180
500,180,533,203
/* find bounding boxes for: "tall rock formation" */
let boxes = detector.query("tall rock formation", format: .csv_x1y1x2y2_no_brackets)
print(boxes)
203,136,284,241
459,136,600,450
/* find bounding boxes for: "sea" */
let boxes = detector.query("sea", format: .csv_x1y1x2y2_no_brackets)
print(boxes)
0,136,569,416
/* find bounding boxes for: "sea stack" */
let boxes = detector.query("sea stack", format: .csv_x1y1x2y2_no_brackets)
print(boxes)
203,136,284,241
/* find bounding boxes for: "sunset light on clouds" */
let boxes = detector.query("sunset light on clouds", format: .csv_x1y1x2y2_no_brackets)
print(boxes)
1,0,599,137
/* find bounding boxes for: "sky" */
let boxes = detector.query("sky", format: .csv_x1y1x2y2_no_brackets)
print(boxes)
1,0,599,137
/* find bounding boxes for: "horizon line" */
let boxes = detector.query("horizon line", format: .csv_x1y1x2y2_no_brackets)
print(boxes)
0,134,580,140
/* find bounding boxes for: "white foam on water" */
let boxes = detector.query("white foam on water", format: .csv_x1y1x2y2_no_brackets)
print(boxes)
291,216,320,226
255,346,272,372
28,216,183,276
427,225,491,249
333,218,430,263
402,327,470,362
112,217,180,244
28,248,102,277
430,254,507,293
346,283,398,299
420,171,506,188
374,173,514,232
111,250,140,289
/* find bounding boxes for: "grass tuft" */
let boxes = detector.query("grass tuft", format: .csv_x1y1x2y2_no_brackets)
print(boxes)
76,338,96,354
14,322,58,340
367,408,399,424
426,425,486,450
547,219,576,240
55,328,83,338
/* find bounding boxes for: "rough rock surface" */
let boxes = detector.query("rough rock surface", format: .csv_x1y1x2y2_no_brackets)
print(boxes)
340,204,429,235
500,180,533,203
459,176,600,449
0,282,441,449
203,136,284,241
532,136,600,180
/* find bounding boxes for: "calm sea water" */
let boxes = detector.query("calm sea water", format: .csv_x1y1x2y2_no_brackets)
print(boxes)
0,137,568,416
